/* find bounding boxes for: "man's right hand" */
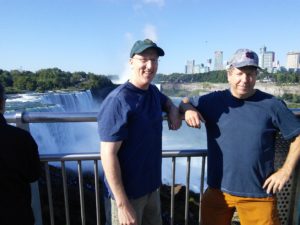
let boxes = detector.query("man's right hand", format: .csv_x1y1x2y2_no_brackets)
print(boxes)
117,200,138,225
179,97,205,128
184,109,204,128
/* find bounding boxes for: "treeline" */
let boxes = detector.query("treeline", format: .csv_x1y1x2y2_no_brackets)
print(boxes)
0,68,114,93
1,67,299,95
153,71,228,83
280,93,300,104
153,70,300,84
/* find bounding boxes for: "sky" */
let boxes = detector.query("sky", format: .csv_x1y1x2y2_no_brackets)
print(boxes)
1,0,300,80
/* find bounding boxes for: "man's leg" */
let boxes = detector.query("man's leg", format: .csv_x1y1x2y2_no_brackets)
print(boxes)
109,198,120,225
201,188,235,225
108,190,162,225
109,195,148,225
236,196,280,225
104,197,112,225
141,189,162,225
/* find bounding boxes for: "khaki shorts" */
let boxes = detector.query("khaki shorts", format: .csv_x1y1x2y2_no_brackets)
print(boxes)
201,188,280,225
105,189,162,225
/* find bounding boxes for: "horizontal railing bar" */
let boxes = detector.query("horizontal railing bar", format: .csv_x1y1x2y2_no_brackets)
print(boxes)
40,152,101,161
4,112,174,123
162,149,208,157
40,150,208,162
5,112,98,123
5,110,300,124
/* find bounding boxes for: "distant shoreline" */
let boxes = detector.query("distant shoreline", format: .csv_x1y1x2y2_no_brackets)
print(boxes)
161,82,299,97
161,82,300,109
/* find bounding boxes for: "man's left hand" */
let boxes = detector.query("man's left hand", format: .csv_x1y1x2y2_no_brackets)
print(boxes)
263,168,290,194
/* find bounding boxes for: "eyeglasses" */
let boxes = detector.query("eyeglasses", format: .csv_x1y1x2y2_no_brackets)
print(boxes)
132,57,159,64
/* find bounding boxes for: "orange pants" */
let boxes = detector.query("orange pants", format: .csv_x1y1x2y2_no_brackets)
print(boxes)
201,188,280,225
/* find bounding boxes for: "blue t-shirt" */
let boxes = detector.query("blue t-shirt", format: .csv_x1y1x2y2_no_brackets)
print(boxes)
98,81,167,199
191,89,300,197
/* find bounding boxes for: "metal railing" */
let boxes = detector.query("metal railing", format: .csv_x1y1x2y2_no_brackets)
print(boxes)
39,150,207,225
6,112,208,225
4,111,300,225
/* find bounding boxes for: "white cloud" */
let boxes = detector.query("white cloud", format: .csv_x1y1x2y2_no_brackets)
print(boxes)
124,32,134,43
132,3,143,12
143,24,158,42
115,32,135,83
143,0,165,8
119,62,131,83
133,0,165,12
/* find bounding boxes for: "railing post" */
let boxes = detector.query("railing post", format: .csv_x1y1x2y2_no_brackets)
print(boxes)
31,182,43,225
15,111,29,130
15,112,43,225
292,162,300,225
170,157,176,225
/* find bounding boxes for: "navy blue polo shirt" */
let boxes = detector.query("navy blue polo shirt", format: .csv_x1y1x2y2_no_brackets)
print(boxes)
98,81,167,199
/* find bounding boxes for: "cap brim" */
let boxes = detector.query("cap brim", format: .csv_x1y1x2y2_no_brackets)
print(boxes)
135,45,165,56
234,62,261,70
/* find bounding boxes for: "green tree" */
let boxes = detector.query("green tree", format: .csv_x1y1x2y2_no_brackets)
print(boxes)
0,70,13,87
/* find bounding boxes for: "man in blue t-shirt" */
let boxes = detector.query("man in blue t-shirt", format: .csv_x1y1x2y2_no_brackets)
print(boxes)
179,49,300,225
98,39,181,225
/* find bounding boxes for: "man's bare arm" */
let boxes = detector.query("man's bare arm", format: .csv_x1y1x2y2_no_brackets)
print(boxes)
163,97,182,130
263,134,300,194
100,141,137,225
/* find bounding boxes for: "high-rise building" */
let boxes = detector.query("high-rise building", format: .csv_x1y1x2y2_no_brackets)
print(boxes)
206,58,212,71
194,64,210,73
259,46,275,73
286,52,300,70
214,51,223,71
185,60,195,74
185,59,210,74
193,64,201,74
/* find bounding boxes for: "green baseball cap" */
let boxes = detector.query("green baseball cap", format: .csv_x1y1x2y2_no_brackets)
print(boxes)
130,39,165,58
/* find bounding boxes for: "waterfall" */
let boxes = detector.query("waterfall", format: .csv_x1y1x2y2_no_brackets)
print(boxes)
6,91,100,154
40,90,97,112
35,91,99,154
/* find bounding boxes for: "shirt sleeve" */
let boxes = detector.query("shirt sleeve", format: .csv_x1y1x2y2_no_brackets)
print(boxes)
159,91,168,110
98,96,129,142
189,96,200,108
272,100,300,140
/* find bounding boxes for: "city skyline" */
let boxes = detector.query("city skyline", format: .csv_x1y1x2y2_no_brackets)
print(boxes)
185,47,300,73
1,0,299,80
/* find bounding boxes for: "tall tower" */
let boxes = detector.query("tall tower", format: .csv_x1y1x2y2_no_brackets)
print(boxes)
214,51,223,71
286,52,300,70
185,60,195,74
206,58,212,72
259,46,275,73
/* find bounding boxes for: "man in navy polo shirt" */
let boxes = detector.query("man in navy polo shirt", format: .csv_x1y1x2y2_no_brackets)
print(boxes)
180,49,300,225
98,39,181,225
